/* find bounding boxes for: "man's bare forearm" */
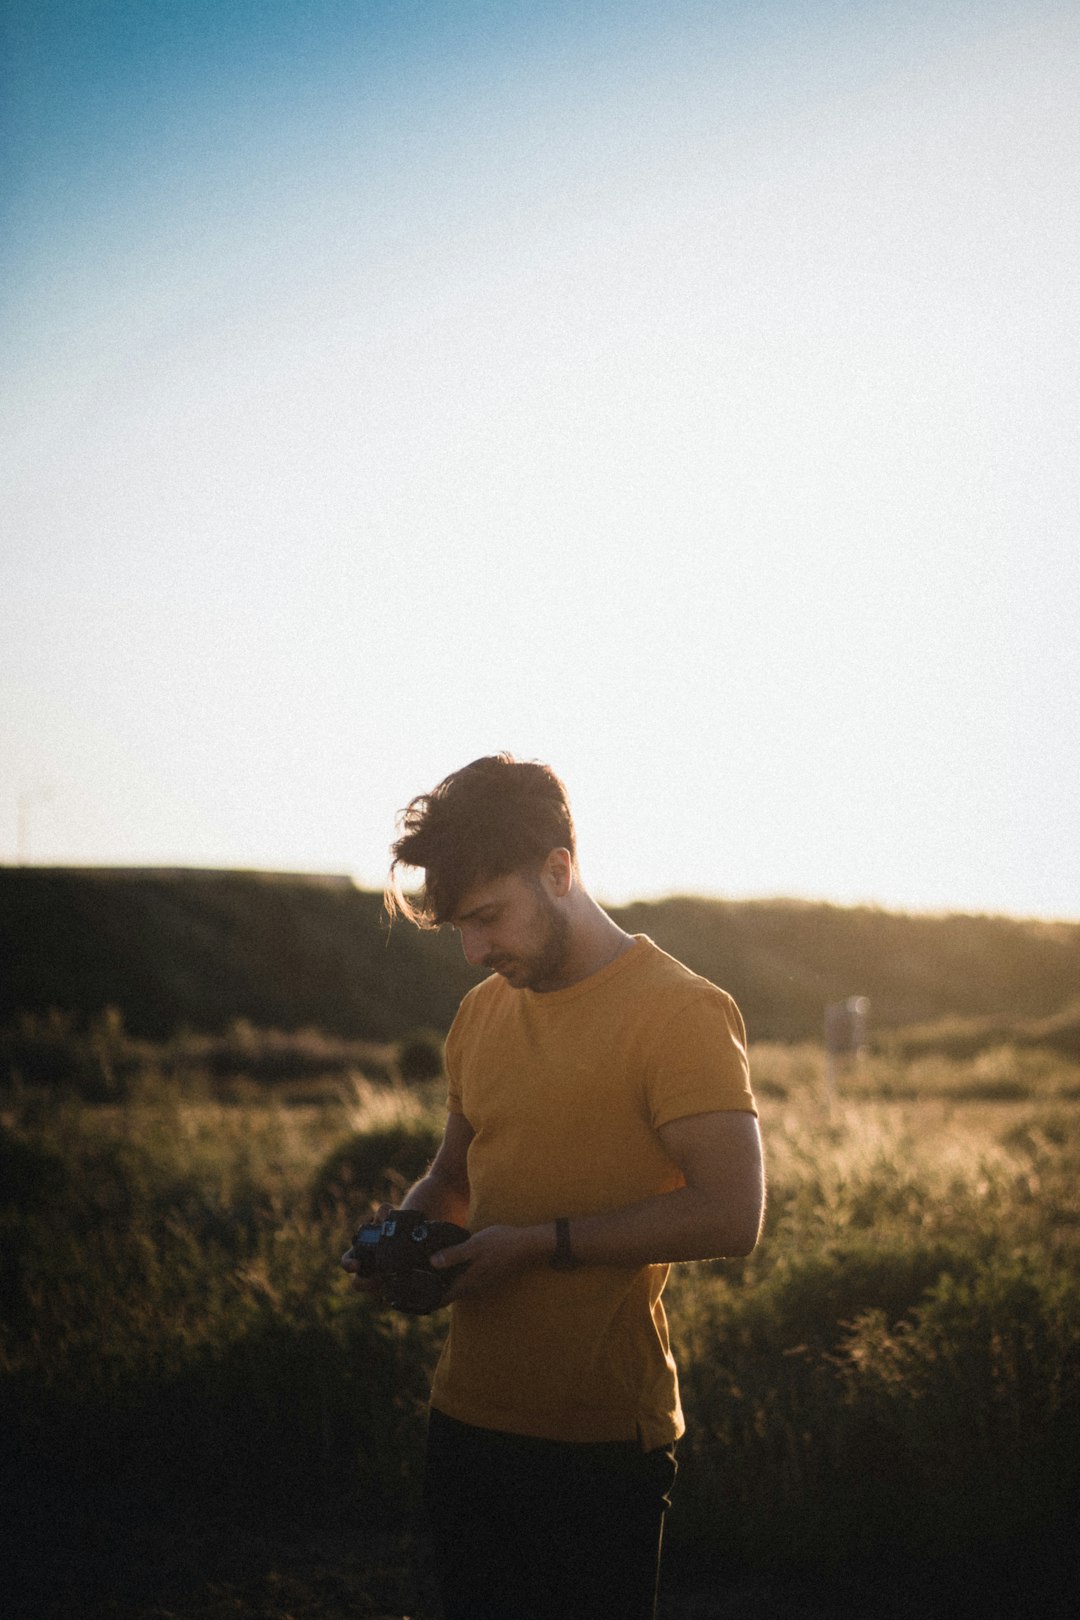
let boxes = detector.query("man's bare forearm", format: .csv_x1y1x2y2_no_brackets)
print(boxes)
431,1111,765,1296
433,1184,763,1298
551,1182,762,1266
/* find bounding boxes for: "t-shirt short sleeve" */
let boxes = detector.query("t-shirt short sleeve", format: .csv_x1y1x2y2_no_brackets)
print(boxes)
644,986,756,1129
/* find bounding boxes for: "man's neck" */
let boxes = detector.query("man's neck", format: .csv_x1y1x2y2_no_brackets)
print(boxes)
536,897,635,992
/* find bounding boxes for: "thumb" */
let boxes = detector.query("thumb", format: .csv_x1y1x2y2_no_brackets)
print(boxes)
431,1236,474,1269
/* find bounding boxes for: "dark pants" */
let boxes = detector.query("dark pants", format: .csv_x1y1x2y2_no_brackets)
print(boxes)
423,1407,677,1620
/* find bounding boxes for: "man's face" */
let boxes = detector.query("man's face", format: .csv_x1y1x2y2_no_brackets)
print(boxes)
449,867,571,992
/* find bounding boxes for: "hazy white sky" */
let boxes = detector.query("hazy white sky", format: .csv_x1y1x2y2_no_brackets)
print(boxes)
3,0,1078,918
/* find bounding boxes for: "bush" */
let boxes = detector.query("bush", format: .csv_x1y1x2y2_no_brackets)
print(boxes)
310,1119,444,1217
667,1247,1080,1585
833,1256,1080,1555
397,1031,445,1084
0,1125,68,1212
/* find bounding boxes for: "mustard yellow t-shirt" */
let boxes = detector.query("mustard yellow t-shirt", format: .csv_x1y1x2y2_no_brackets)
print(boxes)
431,934,755,1450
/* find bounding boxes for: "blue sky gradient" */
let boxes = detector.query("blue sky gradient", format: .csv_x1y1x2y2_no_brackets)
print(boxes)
3,2,1078,917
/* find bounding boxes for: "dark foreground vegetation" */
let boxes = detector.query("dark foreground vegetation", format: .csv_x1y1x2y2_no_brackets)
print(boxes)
3,1027,1079,1619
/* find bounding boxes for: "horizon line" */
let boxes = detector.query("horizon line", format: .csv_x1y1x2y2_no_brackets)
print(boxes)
3,861,1077,929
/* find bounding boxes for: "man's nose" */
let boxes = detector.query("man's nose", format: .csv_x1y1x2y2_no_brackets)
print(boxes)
460,928,487,967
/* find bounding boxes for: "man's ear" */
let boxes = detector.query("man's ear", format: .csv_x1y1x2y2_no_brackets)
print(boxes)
542,847,574,898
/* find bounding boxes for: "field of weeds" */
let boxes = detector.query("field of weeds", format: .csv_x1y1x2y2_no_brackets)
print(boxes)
2,1039,1078,1618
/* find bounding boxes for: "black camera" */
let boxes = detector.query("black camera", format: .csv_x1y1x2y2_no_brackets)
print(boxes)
347,1208,471,1315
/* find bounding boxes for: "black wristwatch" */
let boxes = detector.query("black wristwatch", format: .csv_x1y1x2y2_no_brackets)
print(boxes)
549,1216,580,1271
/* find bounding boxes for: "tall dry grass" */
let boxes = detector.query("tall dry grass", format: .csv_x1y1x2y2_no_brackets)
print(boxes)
2,1039,1078,1616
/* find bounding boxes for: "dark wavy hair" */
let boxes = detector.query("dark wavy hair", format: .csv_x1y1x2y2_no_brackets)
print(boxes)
385,754,577,928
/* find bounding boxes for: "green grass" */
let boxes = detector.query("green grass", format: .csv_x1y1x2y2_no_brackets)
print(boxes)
2,1044,1078,1618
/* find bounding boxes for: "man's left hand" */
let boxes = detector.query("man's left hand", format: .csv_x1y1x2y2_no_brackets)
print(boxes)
430,1223,545,1299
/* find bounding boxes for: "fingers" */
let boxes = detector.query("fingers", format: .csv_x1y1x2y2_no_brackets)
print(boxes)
430,1236,475,1270
342,1249,383,1295
345,1271,385,1296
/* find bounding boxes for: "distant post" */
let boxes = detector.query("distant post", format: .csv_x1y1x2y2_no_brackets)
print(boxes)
824,995,870,1105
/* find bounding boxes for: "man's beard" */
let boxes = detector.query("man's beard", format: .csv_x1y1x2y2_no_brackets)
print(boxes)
490,888,572,992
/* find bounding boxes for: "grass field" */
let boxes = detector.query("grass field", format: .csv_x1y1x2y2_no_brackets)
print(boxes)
2,1036,1078,1618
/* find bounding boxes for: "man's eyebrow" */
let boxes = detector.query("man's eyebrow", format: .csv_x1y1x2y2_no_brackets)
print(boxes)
453,900,499,925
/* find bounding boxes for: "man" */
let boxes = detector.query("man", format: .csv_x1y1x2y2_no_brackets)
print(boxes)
343,755,764,1620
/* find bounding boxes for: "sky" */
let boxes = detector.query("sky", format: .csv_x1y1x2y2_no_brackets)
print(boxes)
2,0,1078,920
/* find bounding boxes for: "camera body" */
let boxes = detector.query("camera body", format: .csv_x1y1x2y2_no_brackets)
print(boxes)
348,1208,470,1315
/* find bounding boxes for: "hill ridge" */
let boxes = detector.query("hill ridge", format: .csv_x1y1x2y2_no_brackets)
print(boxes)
2,866,1078,1044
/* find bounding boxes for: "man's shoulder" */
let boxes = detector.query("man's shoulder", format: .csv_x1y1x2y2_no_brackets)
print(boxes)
467,969,506,1003
631,936,737,1007
450,971,506,1027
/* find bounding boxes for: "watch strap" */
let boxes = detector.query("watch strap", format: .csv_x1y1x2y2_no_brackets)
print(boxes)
550,1216,578,1271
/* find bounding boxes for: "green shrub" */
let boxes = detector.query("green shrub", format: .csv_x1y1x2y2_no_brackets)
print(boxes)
833,1256,1080,1552
310,1119,444,1217
0,1124,68,1212
397,1030,445,1084
668,1247,1080,1578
